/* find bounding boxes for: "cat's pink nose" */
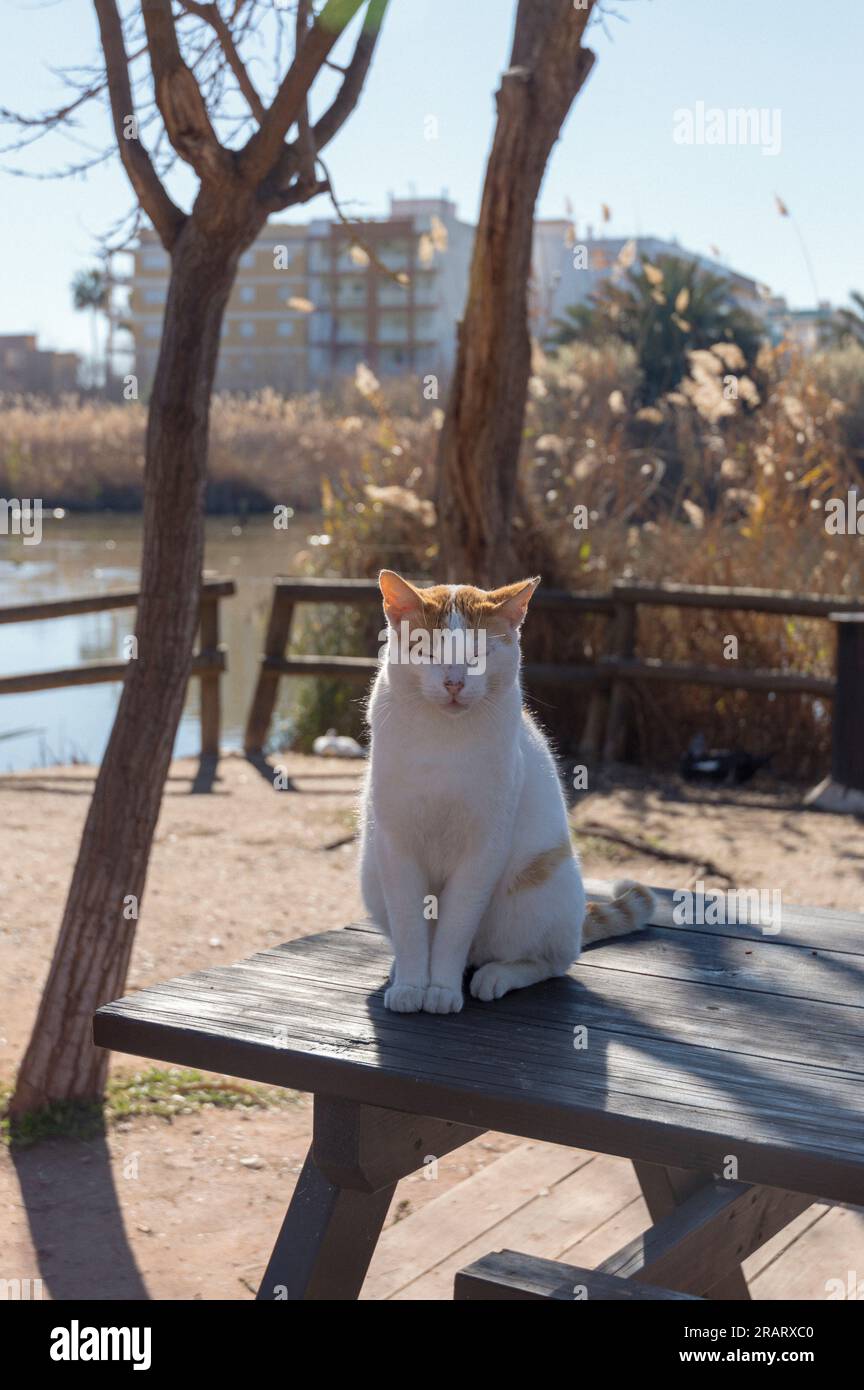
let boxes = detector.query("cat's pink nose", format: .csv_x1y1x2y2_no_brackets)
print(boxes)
444,678,465,694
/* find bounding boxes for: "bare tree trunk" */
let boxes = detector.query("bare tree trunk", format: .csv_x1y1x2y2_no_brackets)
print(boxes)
436,0,596,586
9,219,253,1114
7,0,389,1120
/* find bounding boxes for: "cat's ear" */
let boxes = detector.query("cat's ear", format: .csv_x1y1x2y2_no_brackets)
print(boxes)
489,577,540,629
379,570,423,626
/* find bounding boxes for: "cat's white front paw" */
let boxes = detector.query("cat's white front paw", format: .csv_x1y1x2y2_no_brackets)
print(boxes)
422,983,463,1014
384,983,426,1013
470,963,514,1002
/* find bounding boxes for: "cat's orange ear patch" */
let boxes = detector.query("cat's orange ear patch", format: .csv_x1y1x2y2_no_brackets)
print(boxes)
489,577,540,629
379,570,423,625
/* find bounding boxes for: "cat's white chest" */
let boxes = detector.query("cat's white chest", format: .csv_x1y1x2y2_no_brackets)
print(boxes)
373,724,519,877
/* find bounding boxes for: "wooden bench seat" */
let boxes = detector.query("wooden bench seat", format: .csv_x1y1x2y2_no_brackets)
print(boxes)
454,1250,701,1301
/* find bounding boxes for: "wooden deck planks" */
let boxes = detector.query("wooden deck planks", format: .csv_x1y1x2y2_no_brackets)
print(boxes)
385,1154,644,1301
748,1206,864,1300
361,1140,594,1300
366,1143,863,1301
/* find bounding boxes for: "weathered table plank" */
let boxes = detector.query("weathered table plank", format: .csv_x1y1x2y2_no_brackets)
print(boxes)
95,890,864,1208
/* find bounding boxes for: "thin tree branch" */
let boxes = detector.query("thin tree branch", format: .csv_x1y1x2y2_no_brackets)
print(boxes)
294,0,316,184
267,174,330,212
93,0,186,249
0,82,105,136
261,0,388,205
312,151,409,286
239,0,366,185
179,0,265,122
141,0,231,178
0,42,151,156
1,143,116,181
313,0,388,150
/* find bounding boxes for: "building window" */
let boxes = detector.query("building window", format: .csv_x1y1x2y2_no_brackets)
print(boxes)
239,250,255,269
239,285,255,304
144,322,161,339
141,249,167,270
378,239,410,270
240,322,256,338
143,286,166,304
277,322,295,338
380,312,408,342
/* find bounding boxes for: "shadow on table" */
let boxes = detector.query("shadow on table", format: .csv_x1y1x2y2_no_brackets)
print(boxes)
360,888,864,1201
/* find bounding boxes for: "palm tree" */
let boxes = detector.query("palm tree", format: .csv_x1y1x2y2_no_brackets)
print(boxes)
71,266,109,389
833,291,864,348
549,255,763,404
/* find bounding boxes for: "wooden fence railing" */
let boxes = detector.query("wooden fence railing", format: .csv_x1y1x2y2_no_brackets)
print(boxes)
243,577,864,789
242,578,615,754
595,581,860,763
0,575,235,757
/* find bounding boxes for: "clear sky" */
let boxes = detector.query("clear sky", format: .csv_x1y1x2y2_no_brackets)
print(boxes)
1,0,861,356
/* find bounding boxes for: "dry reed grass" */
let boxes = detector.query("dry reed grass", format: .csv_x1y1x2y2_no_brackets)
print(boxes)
292,345,864,777
3,346,862,776
0,387,437,513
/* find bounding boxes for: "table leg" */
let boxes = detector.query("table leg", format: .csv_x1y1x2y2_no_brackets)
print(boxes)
633,1161,751,1300
257,1153,395,1300
256,1097,483,1301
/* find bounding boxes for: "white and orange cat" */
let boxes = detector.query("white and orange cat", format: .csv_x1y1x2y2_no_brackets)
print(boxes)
359,570,654,1014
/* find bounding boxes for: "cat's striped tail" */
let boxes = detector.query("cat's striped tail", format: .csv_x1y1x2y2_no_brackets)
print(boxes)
582,879,656,945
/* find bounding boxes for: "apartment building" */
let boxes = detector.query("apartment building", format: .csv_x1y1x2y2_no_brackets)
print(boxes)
130,224,309,393
129,201,784,393
530,226,767,340
760,298,839,350
0,334,80,395
305,197,473,383
129,196,473,394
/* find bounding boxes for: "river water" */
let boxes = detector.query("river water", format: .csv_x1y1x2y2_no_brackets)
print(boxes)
0,512,325,772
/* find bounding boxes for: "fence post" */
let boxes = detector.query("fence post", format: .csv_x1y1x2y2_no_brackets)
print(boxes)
198,592,222,758
831,614,864,792
805,612,864,813
578,684,608,762
602,596,637,762
244,585,295,755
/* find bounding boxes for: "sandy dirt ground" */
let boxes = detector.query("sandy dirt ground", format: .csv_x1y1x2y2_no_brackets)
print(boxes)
1,752,862,1299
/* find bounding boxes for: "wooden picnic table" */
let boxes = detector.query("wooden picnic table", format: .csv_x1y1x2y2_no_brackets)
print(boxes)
93,880,864,1301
